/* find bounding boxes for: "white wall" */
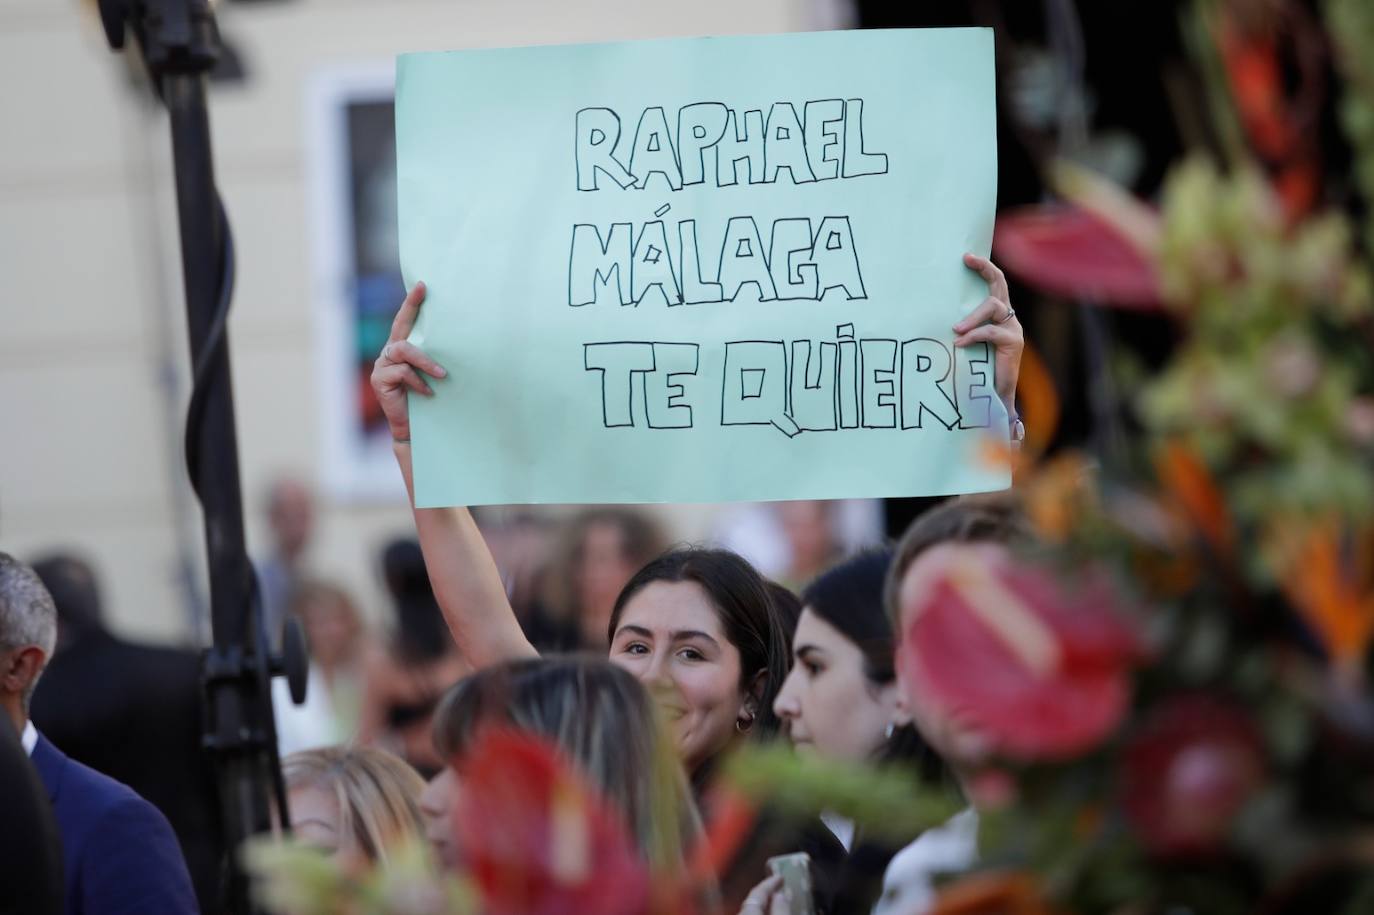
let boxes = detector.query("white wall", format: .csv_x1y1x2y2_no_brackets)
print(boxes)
0,0,820,643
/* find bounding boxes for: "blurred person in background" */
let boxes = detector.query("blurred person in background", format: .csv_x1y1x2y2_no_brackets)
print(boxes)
255,475,316,650
421,656,701,880
282,745,426,866
358,538,468,777
293,581,367,736
28,552,223,915
872,494,1035,915
273,580,371,755
535,508,668,652
1,552,199,915
475,509,558,643
775,500,843,592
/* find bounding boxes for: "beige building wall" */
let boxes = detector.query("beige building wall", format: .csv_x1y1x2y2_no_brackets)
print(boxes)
0,0,827,643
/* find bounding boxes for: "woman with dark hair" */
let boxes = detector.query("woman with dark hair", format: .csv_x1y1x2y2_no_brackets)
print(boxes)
775,548,931,773
608,549,791,770
753,548,944,913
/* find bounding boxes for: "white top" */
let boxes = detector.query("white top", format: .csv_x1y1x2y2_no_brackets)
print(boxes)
872,809,979,915
22,719,38,756
821,811,856,852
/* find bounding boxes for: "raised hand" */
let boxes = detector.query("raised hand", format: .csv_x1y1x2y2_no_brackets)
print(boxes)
954,253,1022,417
370,281,448,444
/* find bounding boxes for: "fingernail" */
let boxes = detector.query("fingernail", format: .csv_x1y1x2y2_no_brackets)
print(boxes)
434,365,448,378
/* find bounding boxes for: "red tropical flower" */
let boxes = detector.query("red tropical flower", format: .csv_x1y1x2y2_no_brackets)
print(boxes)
451,728,652,915
898,554,1144,761
994,205,1162,311
1121,693,1266,856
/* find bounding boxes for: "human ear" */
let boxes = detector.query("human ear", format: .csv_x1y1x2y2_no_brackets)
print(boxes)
881,680,913,727
737,669,769,726
2,646,46,696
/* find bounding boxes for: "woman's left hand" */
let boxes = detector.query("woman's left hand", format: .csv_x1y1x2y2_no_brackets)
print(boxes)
954,253,1022,418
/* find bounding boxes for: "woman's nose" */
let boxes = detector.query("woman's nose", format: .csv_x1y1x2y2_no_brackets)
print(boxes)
773,669,801,719
631,647,669,685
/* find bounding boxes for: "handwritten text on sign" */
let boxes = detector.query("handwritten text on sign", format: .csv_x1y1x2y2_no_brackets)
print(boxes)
397,29,1006,505
570,98,991,438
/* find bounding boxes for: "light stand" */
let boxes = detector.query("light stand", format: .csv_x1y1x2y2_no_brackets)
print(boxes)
96,3,307,912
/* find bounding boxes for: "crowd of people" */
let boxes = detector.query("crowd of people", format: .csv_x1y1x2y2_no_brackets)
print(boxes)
1,253,1027,915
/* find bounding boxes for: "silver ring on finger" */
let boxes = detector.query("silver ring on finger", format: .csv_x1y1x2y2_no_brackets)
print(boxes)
381,342,395,362
994,303,1016,325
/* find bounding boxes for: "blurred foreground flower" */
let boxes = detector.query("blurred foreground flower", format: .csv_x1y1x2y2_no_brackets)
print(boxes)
1269,519,1374,678
452,729,652,915
898,554,1144,761
1121,694,1265,857
928,871,1062,915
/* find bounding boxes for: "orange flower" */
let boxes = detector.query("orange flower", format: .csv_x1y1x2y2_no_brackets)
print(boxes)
929,871,1064,915
1019,453,1094,543
1016,341,1061,460
1275,521,1374,676
1155,442,1234,557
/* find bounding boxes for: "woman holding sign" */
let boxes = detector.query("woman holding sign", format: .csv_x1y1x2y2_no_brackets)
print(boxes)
370,251,1021,768
371,253,1022,904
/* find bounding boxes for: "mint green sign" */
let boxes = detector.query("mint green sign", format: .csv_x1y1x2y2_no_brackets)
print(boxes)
397,29,1008,507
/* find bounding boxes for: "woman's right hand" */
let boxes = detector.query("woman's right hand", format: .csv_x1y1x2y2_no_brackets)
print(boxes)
370,281,448,444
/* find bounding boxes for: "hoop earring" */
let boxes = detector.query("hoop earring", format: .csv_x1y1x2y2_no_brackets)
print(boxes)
736,716,753,733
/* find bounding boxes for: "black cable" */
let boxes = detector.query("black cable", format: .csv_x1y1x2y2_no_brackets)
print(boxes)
182,190,234,495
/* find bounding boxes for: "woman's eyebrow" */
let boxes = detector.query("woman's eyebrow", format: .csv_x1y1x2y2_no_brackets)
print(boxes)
794,644,825,661
615,624,655,640
670,629,720,648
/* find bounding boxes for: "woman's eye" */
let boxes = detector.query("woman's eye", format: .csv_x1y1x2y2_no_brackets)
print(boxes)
622,642,649,655
678,647,705,662
803,661,823,677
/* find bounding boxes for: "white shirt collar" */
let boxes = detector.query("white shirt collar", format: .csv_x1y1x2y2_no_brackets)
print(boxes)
21,719,38,756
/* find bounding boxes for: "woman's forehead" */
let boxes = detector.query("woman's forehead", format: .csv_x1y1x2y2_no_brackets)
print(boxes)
617,580,724,637
793,606,851,650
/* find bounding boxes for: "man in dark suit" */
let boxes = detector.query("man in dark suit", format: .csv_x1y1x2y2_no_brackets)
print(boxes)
0,552,199,915
30,553,224,914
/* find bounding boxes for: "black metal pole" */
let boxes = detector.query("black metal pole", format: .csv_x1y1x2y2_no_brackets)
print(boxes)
96,5,299,913
163,71,275,914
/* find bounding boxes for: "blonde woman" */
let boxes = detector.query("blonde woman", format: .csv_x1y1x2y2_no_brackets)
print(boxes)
282,746,426,865
422,656,701,877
